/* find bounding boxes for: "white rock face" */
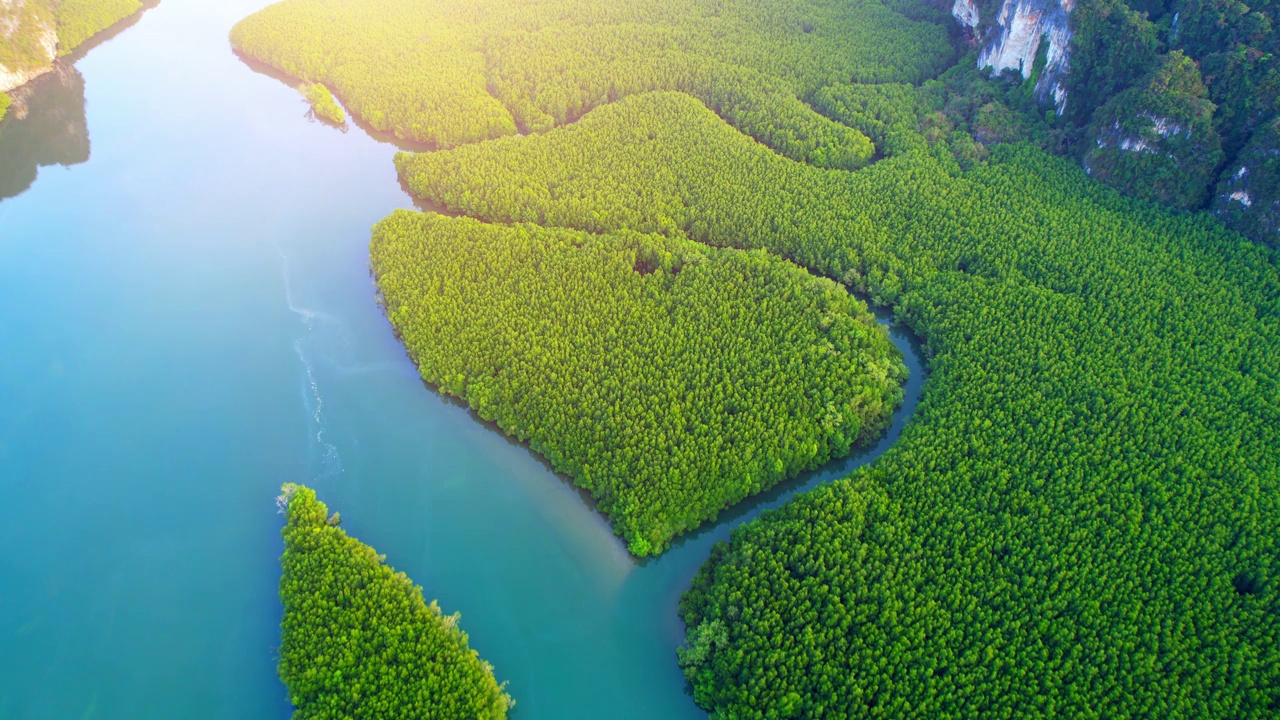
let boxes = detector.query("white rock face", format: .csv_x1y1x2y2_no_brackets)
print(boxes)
1142,112,1187,139
977,0,1074,113
1096,117,1183,155
952,0,981,30
1230,190,1253,207
1118,136,1151,153
0,0,58,93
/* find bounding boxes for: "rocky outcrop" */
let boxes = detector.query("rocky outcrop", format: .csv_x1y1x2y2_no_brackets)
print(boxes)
1083,53,1223,210
1213,117,1280,247
952,0,981,32
954,0,1074,112
0,0,58,93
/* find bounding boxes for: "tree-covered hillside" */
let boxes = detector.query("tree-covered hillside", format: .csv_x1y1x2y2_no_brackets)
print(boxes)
372,211,905,555
277,484,514,719
958,0,1280,244
398,90,1280,717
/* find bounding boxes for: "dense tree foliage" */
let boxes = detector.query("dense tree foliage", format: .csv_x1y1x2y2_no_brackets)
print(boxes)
277,484,514,719
229,0,953,167
371,212,905,555
396,90,1280,717
810,59,1063,165
1084,52,1225,208
53,0,143,56
1062,0,1164,127
238,0,1279,713
304,82,345,125
0,93,10,123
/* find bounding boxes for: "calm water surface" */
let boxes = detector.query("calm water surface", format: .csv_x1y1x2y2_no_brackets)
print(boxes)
0,2,924,718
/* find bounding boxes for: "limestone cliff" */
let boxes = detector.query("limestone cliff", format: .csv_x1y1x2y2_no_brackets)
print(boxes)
0,0,151,94
0,0,58,93
1082,52,1222,210
954,0,1074,112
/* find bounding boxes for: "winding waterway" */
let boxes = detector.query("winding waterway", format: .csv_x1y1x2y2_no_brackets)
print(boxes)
0,1,924,718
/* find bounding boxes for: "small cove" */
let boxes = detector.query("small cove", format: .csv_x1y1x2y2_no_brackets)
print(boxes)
0,2,926,718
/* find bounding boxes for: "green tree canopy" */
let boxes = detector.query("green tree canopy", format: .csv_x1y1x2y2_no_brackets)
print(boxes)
277,484,514,720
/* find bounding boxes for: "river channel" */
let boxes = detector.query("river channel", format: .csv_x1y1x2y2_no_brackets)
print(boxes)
0,2,924,717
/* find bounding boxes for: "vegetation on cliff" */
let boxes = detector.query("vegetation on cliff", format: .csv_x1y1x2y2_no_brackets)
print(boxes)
1083,52,1224,209
277,484,513,719
1214,114,1280,243
0,93,10,122
1006,0,1280,243
0,0,151,91
0,0,56,80
371,211,904,555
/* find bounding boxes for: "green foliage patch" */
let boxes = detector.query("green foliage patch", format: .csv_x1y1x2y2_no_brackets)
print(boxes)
1214,115,1280,242
371,211,905,555
239,0,1280,713
0,93,10,123
304,82,345,125
0,0,55,73
229,0,953,166
397,90,1280,717
54,0,143,56
1084,52,1225,209
278,484,513,720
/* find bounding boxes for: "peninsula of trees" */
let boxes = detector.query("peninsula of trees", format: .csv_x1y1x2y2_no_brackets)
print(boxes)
277,484,514,719
236,0,1280,716
304,82,345,125
372,211,905,555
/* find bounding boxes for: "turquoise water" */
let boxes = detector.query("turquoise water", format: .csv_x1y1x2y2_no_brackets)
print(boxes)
0,2,924,718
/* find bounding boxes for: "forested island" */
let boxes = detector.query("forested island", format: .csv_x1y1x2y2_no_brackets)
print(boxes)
230,0,1279,717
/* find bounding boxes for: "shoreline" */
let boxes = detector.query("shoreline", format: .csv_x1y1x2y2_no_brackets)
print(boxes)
366,227,927,559
0,0,160,100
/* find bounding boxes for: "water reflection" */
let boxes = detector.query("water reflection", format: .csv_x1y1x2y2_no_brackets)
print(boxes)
0,0,159,204
0,64,89,202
